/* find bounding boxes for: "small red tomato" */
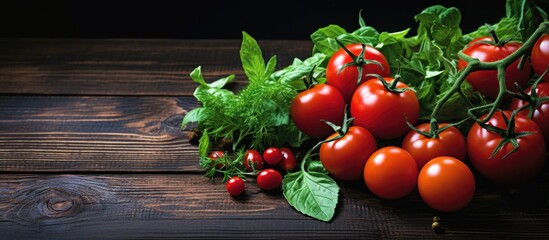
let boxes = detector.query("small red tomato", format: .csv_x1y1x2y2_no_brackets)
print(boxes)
418,156,475,212
208,151,225,169
278,147,297,171
531,33,549,82
263,147,283,166
226,176,245,196
257,169,283,191
243,150,263,172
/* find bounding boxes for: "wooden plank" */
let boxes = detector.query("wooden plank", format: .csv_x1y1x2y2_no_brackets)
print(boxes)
0,38,313,96
0,96,203,172
1,174,548,239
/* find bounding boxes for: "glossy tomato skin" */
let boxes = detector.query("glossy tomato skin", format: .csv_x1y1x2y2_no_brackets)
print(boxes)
531,34,549,82
351,77,419,140
263,147,283,166
363,146,418,200
467,111,546,184
457,37,531,99
320,126,378,181
256,169,283,190
208,151,225,169
226,176,245,196
401,123,466,170
418,156,475,212
243,150,264,172
278,147,297,172
326,44,390,103
291,84,346,139
509,82,549,149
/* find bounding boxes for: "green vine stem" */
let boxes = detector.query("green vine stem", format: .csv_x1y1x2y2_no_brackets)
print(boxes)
429,21,549,132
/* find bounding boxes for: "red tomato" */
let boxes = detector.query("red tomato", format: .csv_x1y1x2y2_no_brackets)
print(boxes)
263,147,283,166
226,176,245,196
417,156,475,212
320,126,378,181
401,123,466,170
457,36,531,99
256,169,283,190
467,111,546,184
363,146,418,200
243,150,263,172
531,33,549,82
208,151,225,169
291,84,346,139
509,82,549,149
326,43,390,103
351,77,419,140
278,147,297,172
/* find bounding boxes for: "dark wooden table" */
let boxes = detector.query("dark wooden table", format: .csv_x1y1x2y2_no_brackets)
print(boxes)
1,38,548,239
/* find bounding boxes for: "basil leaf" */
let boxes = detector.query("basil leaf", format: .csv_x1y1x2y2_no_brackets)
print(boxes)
241,31,266,83
181,107,205,128
198,129,210,158
190,66,235,89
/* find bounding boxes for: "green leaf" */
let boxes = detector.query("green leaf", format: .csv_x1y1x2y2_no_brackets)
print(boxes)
282,164,339,222
181,107,205,128
307,161,329,175
311,25,347,55
198,129,210,158
240,31,266,83
190,66,235,89
264,55,278,80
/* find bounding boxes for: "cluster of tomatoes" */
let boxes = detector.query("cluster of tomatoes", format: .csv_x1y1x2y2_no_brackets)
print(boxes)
289,33,549,212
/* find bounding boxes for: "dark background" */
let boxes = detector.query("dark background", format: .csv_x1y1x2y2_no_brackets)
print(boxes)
1,1,508,40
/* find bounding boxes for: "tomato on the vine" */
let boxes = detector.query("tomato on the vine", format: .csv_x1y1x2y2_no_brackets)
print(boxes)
531,33,549,82
351,76,419,140
417,156,475,212
457,36,531,100
257,169,283,190
291,84,346,139
243,149,263,172
326,43,390,103
363,146,418,200
401,123,466,170
263,147,283,166
509,82,549,149
467,111,546,184
278,147,296,172
226,176,245,196
320,126,378,181
208,150,225,169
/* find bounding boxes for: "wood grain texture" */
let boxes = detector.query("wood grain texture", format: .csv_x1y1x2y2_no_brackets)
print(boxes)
0,38,312,96
1,174,548,239
0,96,201,172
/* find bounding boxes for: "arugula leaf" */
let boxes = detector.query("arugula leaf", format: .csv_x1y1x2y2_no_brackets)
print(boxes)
283,160,339,222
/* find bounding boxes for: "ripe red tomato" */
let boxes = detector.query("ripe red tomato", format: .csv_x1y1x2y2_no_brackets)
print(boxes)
256,169,283,190
320,126,378,181
363,146,418,200
263,147,283,166
457,36,531,100
531,33,549,82
351,77,419,140
278,147,297,172
326,43,390,103
417,156,475,212
243,150,263,172
401,123,466,170
226,176,245,196
291,84,346,139
467,111,546,184
509,82,549,149
208,151,225,169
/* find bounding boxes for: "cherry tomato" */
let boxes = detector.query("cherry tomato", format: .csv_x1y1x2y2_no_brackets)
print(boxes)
278,147,297,172
263,147,283,166
457,36,531,99
243,150,263,172
320,126,378,181
351,77,419,140
208,151,225,169
417,156,475,212
256,169,283,190
531,33,549,82
291,84,346,139
226,176,245,196
363,146,418,199
401,123,466,170
467,111,546,184
509,82,549,149
326,43,391,103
